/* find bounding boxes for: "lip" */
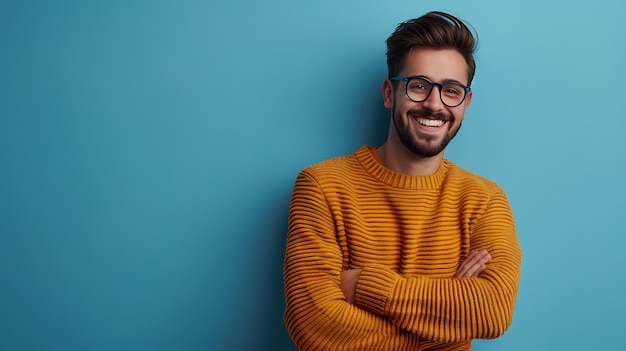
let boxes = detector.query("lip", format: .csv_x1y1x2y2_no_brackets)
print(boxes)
412,116,448,132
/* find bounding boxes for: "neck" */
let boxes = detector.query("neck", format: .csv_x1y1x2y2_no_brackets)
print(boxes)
376,141,444,176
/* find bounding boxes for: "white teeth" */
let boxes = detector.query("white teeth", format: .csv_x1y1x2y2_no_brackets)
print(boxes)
417,118,444,127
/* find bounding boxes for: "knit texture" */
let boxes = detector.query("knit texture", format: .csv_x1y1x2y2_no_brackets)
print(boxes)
283,145,522,351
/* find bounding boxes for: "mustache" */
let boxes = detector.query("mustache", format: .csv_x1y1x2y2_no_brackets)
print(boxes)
408,108,452,121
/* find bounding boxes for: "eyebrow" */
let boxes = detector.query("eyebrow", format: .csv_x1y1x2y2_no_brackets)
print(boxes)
406,75,468,86
441,78,466,85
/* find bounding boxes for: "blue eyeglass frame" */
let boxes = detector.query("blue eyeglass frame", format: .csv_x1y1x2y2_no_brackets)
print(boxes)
390,76,471,107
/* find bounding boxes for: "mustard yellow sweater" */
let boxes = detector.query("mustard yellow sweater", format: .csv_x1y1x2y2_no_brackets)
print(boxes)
283,146,522,351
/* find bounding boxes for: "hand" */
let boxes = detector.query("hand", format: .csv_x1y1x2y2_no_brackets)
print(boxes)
455,250,491,278
340,268,363,304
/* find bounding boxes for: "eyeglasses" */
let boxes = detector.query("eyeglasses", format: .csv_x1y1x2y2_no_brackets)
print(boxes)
391,76,471,107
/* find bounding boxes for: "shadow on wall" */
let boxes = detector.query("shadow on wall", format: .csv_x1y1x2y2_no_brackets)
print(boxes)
259,188,297,351
362,75,390,147
268,77,388,351
239,74,389,351
226,184,295,351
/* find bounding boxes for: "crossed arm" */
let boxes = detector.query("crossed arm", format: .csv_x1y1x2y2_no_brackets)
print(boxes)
341,250,492,304
284,172,522,349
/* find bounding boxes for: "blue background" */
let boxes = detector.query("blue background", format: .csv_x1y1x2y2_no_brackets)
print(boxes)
1,1,625,350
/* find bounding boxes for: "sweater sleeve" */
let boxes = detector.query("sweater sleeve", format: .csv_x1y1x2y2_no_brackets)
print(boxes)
354,187,522,343
283,171,419,351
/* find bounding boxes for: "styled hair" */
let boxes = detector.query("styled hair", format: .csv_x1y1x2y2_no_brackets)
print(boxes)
386,11,477,85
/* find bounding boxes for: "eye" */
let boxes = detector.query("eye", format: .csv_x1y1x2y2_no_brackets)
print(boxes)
442,84,463,96
408,79,430,91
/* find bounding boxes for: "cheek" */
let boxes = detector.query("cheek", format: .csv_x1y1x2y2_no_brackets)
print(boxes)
447,111,465,130
452,109,466,123
390,87,412,109
393,96,413,115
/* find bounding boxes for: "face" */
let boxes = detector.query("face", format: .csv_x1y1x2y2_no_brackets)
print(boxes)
383,48,472,158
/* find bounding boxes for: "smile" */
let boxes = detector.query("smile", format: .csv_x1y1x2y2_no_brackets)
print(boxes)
416,117,445,127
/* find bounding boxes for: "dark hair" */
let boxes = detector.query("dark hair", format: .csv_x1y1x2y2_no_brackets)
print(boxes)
386,11,477,85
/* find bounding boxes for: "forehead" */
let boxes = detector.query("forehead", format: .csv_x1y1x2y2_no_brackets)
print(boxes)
401,48,469,84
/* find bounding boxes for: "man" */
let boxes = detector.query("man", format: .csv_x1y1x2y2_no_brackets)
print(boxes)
283,11,522,351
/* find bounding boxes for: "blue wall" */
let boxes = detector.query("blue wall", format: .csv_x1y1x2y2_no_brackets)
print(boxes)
1,1,625,350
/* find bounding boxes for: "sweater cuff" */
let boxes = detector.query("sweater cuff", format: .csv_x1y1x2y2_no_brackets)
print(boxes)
354,265,398,316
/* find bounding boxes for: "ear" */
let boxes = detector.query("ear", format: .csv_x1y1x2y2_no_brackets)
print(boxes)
382,79,394,109
464,89,473,107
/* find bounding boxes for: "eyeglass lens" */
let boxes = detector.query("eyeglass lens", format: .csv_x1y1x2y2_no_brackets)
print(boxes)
406,78,466,107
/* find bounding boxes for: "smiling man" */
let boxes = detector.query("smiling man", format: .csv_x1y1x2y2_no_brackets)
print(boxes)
283,11,522,351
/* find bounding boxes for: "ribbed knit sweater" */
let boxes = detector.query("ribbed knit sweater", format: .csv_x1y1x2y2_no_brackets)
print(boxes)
283,145,522,351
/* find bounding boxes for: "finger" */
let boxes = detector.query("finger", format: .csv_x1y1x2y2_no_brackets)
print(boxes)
471,255,491,276
456,259,485,278
455,251,491,278
465,253,491,278
454,252,475,278
464,263,486,278
455,251,486,277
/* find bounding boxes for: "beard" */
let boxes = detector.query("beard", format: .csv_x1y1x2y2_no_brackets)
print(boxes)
392,106,462,158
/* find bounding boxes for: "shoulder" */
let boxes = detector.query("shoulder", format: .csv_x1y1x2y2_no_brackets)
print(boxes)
296,157,360,192
304,154,357,173
299,149,364,181
444,160,504,195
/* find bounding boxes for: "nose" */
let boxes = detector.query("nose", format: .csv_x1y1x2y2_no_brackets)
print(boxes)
421,84,445,111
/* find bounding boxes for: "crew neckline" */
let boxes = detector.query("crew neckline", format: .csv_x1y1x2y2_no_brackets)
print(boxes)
356,145,450,190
